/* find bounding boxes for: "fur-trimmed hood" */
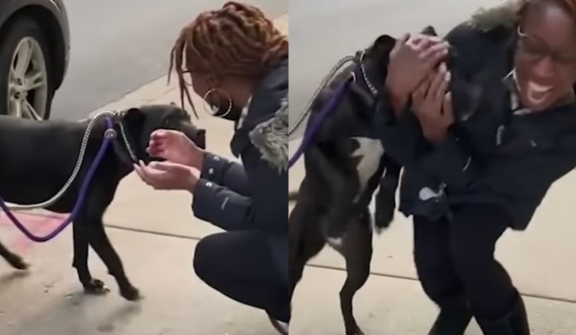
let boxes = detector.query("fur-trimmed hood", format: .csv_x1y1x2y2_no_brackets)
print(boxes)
468,0,521,32
249,97,288,172
229,57,288,175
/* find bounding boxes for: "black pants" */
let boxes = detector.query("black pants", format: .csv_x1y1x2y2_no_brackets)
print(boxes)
193,231,290,323
413,204,518,319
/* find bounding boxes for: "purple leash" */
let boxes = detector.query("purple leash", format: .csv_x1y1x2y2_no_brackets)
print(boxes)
0,117,114,242
288,76,354,169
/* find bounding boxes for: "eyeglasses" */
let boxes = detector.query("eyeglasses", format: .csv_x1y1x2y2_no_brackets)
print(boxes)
516,27,576,67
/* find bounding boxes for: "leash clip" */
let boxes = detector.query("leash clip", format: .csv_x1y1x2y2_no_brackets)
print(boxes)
104,128,117,139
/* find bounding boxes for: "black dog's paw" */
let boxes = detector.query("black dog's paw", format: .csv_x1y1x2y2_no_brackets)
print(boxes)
120,286,141,301
373,203,395,233
84,279,111,295
6,254,30,270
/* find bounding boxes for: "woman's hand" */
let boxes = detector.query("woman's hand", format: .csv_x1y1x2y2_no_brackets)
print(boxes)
147,129,204,169
386,33,450,114
133,160,200,193
411,63,454,143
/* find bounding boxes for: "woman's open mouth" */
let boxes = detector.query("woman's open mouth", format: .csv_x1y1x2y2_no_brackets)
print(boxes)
524,81,553,105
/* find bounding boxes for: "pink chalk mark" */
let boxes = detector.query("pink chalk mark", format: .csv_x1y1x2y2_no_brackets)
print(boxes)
0,212,69,254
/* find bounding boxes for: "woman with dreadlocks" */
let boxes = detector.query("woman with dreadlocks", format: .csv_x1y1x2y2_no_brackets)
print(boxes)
133,2,288,333
374,0,576,334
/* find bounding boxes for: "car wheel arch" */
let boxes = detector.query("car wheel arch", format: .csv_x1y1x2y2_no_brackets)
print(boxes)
0,5,66,90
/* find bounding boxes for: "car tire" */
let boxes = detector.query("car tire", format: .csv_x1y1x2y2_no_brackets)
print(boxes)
0,16,54,120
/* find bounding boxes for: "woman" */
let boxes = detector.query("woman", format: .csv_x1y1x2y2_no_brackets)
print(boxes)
377,0,576,334
133,2,289,333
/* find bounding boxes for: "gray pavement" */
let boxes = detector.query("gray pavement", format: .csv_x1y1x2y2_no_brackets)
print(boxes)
51,0,288,121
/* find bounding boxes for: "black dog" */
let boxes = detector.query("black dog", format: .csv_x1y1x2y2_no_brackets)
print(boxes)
0,104,205,300
289,33,402,335
288,25,474,334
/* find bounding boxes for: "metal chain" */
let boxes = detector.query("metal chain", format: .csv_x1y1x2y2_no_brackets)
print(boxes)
288,55,356,138
118,120,137,162
288,50,377,138
6,111,120,210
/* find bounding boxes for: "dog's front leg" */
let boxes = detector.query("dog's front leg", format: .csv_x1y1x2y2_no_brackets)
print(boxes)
308,146,356,248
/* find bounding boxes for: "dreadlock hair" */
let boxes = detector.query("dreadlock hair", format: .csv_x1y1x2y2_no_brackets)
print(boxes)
168,2,288,117
470,0,576,32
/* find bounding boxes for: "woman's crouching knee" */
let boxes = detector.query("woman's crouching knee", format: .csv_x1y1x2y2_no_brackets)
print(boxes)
193,234,220,283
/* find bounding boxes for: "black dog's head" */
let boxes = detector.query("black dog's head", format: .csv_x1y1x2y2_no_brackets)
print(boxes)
362,26,443,88
119,104,206,162
364,26,481,122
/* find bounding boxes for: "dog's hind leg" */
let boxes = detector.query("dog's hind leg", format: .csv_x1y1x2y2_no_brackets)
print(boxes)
0,240,28,270
337,209,373,335
289,195,326,301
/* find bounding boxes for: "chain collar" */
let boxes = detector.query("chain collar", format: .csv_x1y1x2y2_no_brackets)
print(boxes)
103,110,139,164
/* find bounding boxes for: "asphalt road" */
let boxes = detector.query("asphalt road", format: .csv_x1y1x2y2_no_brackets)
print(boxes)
288,0,502,140
50,0,287,120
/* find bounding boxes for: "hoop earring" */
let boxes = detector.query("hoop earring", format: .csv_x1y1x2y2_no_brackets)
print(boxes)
202,88,232,118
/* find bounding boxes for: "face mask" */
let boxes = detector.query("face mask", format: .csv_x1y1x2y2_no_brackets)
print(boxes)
211,103,243,121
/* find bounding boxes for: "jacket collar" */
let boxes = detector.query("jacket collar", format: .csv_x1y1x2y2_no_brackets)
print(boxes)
229,58,288,170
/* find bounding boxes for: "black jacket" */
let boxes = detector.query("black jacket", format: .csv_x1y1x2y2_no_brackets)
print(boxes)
192,58,288,282
375,5,576,230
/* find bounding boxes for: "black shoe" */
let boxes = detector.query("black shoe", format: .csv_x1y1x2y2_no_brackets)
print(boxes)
477,295,530,335
428,293,473,335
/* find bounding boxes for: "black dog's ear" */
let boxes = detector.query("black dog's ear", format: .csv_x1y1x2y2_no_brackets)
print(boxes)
370,34,396,53
169,102,176,106
420,25,438,36
123,107,145,126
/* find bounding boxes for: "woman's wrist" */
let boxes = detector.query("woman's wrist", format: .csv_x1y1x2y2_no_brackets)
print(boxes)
423,129,448,145
186,171,200,194
186,148,206,170
384,80,408,117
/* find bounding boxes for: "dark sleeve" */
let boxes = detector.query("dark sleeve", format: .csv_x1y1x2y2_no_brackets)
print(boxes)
200,152,249,196
191,146,287,234
372,90,429,166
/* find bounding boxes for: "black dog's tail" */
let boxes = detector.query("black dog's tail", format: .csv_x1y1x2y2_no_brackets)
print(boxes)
421,25,438,36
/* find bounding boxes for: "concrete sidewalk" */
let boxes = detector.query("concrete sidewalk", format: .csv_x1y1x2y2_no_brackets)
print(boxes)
0,13,289,335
